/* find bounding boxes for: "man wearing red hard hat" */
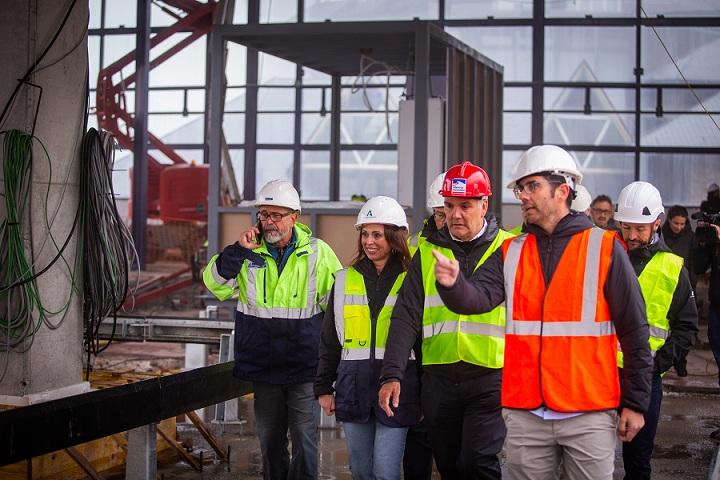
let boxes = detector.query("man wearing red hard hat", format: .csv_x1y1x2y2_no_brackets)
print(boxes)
379,162,514,479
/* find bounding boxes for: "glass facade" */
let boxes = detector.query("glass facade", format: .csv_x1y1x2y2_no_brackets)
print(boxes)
89,0,720,207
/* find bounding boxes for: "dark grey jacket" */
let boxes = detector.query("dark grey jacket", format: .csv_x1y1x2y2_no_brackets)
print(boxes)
436,212,653,414
628,236,698,375
380,215,505,384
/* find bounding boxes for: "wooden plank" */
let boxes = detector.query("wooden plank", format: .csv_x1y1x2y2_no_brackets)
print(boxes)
64,447,103,480
156,426,202,471
185,410,228,461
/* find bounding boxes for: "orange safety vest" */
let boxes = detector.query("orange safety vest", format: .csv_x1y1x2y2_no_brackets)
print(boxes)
501,227,620,412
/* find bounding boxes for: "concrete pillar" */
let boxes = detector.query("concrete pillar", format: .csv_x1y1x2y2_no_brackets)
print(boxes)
125,424,157,480
0,0,89,403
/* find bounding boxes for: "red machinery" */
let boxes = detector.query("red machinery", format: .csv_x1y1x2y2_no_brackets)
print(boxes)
96,0,216,221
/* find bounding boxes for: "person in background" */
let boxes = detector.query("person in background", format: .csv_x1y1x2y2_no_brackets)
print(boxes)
701,183,720,214
695,219,720,388
591,194,618,231
409,172,447,254
315,196,421,480
572,184,593,217
204,180,342,480
615,182,698,479
661,205,697,291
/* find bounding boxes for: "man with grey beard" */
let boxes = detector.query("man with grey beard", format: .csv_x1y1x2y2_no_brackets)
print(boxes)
204,180,342,479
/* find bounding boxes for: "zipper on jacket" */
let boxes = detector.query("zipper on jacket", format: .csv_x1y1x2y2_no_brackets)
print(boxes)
539,235,552,408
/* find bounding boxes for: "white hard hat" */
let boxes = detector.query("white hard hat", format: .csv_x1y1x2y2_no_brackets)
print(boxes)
355,196,408,230
427,173,445,209
507,145,583,189
571,184,593,212
255,180,301,212
614,181,664,223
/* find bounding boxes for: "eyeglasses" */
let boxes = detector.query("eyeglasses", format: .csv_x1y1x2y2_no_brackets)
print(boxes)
433,211,446,221
257,210,296,222
591,207,613,216
512,180,557,199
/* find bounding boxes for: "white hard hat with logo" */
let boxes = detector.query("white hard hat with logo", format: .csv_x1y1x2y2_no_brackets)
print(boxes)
571,184,593,212
507,145,583,189
427,173,445,209
614,181,664,223
255,180,301,212
355,196,408,229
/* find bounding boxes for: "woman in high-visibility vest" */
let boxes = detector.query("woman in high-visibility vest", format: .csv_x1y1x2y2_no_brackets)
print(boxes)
314,196,421,480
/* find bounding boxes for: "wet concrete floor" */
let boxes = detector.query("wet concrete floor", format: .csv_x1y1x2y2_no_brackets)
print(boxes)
150,391,720,480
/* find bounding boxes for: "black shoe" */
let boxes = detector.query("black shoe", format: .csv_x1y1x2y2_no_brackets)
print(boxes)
711,429,720,442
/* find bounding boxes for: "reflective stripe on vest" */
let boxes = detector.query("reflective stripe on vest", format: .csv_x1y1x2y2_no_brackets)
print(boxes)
502,227,620,412
333,267,410,361
617,250,682,368
419,229,514,368
237,238,320,318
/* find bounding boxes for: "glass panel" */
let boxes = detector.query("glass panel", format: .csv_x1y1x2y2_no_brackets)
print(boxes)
544,112,635,146
226,88,246,112
504,87,531,111
503,113,531,145
445,27,532,82
573,151,635,205
102,34,135,66
641,114,720,147
229,149,245,200
259,53,297,85
340,113,399,144
187,89,205,112
302,113,331,144
301,151,330,200
305,0,439,22
256,150,294,191
546,0,634,18
258,87,296,111
149,89,182,113
112,151,133,198
545,27,635,82
149,113,204,142
642,27,720,84
641,87,719,112
545,87,636,112
88,35,101,85
233,0,249,24
640,153,720,206
340,150,398,200
224,113,246,144
148,148,203,165
302,67,331,85
257,113,295,143
642,1,720,17
150,2,177,27
89,0,102,28
149,36,206,87
341,87,404,112
302,88,327,112
104,0,136,28
502,150,522,203
446,0,532,19
226,44,247,86
261,0,297,23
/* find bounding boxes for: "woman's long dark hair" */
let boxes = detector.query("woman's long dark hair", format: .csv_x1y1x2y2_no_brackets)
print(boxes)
351,224,411,271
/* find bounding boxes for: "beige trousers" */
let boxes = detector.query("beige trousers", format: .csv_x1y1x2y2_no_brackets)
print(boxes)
502,408,618,480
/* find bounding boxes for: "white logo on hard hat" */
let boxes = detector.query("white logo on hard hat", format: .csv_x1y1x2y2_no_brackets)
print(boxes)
451,178,466,193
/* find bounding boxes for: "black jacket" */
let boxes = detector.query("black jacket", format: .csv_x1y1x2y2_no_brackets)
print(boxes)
661,221,697,288
628,236,698,374
314,255,421,427
695,230,720,306
380,215,505,384
435,212,653,414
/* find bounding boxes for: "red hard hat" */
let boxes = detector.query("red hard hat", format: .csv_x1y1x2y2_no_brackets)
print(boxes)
441,161,492,198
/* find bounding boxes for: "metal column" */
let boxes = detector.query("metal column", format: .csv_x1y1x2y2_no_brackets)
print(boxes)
412,24,430,231
207,28,224,256
125,424,157,480
132,0,151,269
329,75,341,200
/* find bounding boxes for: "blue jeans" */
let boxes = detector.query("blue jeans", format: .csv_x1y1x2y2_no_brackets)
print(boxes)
343,419,408,480
622,372,663,480
253,382,319,480
708,304,720,382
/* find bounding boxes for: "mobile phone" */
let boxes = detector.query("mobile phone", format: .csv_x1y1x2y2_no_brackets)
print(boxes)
255,220,263,244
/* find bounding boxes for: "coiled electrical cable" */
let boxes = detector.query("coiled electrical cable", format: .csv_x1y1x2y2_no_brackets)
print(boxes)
79,129,135,365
